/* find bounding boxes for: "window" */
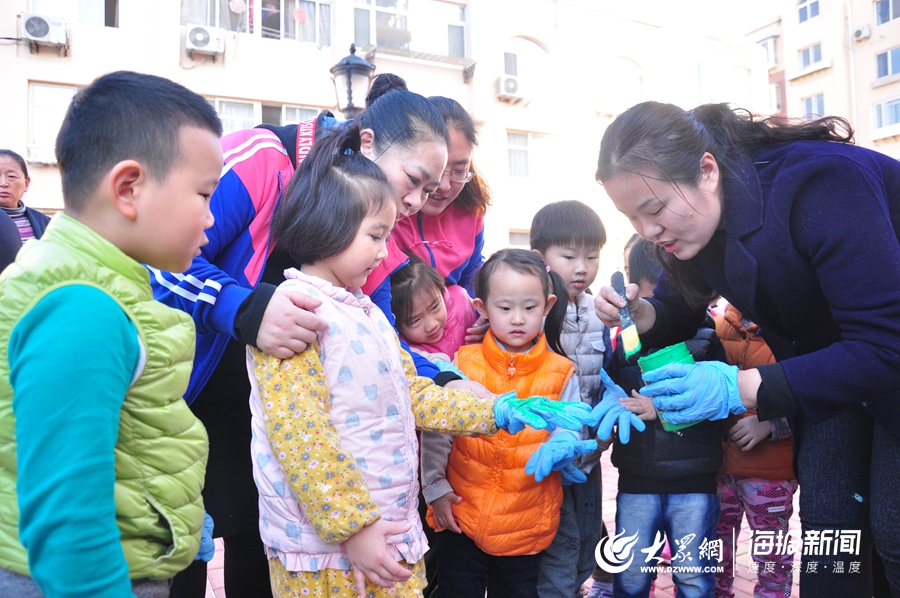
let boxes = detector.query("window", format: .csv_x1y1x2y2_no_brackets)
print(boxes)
801,43,822,69
208,98,256,135
877,46,900,78
759,37,777,68
507,132,554,178
502,37,551,99
261,0,331,44
79,0,118,27
261,105,318,125
876,0,900,25
354,0,466,58
769,82,782,112
181,0,251,33
31,83,77,152
802,93,825,118
508,230,530,249
875,97,900,130
798,0,819,22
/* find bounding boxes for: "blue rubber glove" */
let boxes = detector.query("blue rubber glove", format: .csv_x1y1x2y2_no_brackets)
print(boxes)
589,370,647,444
525,431,598,483
195,512,215,562
493,391,593,435
640,361,746,424
558,463,588,486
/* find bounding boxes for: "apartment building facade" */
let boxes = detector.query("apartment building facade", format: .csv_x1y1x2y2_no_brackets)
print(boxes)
2,0,767,279
747,0,900,159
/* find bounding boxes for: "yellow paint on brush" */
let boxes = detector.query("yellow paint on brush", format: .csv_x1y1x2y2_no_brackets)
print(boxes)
620,323,641,359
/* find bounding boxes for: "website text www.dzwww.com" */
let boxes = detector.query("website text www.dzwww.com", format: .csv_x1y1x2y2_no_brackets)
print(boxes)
640,566,726,574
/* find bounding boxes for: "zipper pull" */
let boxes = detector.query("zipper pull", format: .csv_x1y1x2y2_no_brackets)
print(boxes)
507,356,516,378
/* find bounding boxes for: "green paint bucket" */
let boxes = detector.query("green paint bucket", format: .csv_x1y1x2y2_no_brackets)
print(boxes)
638,342,703,432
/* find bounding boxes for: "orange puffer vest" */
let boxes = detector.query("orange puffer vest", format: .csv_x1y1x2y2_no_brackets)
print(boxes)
715,306,795,481
430,332,574,556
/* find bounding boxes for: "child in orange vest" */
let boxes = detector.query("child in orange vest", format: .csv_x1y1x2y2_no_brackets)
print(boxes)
422,248,596,597
714,304,796,598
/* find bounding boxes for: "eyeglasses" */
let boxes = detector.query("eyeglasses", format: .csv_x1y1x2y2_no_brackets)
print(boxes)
443,170,475,184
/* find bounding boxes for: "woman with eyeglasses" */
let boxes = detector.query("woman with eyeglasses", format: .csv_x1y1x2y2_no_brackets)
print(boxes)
393,96,491,304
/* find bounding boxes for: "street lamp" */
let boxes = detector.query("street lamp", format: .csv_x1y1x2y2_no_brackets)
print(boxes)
330,44,375,119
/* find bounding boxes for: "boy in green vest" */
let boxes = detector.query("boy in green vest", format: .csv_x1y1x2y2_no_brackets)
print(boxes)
0,71,221,597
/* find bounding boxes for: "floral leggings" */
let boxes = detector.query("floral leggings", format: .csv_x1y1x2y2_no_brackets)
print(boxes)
714,474,798,598
268,557,427,597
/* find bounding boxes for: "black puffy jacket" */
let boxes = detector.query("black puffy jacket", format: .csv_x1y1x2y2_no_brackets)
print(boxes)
609,318,725,495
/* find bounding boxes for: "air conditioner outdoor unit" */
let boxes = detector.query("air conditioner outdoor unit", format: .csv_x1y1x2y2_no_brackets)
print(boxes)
853,25,871,41
497,74,525,103
185,24,226,61
19,12,68,52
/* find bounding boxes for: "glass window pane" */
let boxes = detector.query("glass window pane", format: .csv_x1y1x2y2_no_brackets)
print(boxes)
284,106,317,124
31,85,77,147
877,0,889,25
319,3,331,46
508,149,528,177
375,10,409,49
878,52,889,78
813,44,821,62
891,47,900,75
354,7,370,47
217,0,247,32
182,0,211,25
505,52,518,76
799,5,807,22
261,105,281,125
285,0,316,42
802,48,810,68
507,132,527,147
889,99,900,126
217,100,255,135
893,0,899,20
448,24,463,57
261,1,281,38
810,1,819,18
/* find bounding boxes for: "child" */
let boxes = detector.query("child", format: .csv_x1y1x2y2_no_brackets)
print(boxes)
529,200,614,598
607,238,724,598
713,304,796,598
391,255,477,361
0,71,220,597
423,248,595,597
246,129,591,597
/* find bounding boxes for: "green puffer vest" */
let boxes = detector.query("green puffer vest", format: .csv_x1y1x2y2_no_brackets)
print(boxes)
0,214,208,579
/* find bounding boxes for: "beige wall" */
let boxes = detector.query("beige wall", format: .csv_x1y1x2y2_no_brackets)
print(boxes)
1,0,767,289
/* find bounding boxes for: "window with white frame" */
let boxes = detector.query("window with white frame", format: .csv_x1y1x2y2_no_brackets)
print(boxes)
759,37,777,68
802,93,825,118
798,0,819,22
502,37,551,100
874,97,900,130
801,43,822,69
261,105,319,125
508,230,530,249
768,82,782,113
208,98,256,135
876,0,899,26
181,0,250,33
261,0,331,44
877,46,900,78
79,0,118,27
353,0,466,58
507,131,555,179
30,83,77,163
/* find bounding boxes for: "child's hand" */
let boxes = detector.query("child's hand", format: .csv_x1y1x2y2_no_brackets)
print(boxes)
444,379,495,401
620,390,658,421
464,316,489,345
344,519,413,594
431,492,462,533
728,415,772,451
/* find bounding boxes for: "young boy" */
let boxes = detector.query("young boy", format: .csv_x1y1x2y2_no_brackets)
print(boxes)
530,200,613,598
0,71,221,597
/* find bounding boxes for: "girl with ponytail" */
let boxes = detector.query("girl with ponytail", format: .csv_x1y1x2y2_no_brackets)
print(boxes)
593,101,900,596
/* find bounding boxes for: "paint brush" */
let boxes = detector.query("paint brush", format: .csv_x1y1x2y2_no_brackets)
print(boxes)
611,271,641,359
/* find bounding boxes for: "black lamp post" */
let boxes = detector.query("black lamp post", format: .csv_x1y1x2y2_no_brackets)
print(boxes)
330,44,376,119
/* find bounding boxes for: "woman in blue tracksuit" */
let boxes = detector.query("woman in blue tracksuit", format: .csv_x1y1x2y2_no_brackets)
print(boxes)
154,75,467,598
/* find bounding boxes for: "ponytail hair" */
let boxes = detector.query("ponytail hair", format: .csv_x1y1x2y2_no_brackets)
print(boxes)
357,76,448,155
365,73,408,106
474,248,568,355
272,126,393,266
596,101,853,307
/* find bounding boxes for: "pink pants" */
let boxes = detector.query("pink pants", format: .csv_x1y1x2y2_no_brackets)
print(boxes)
715,474,798,598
